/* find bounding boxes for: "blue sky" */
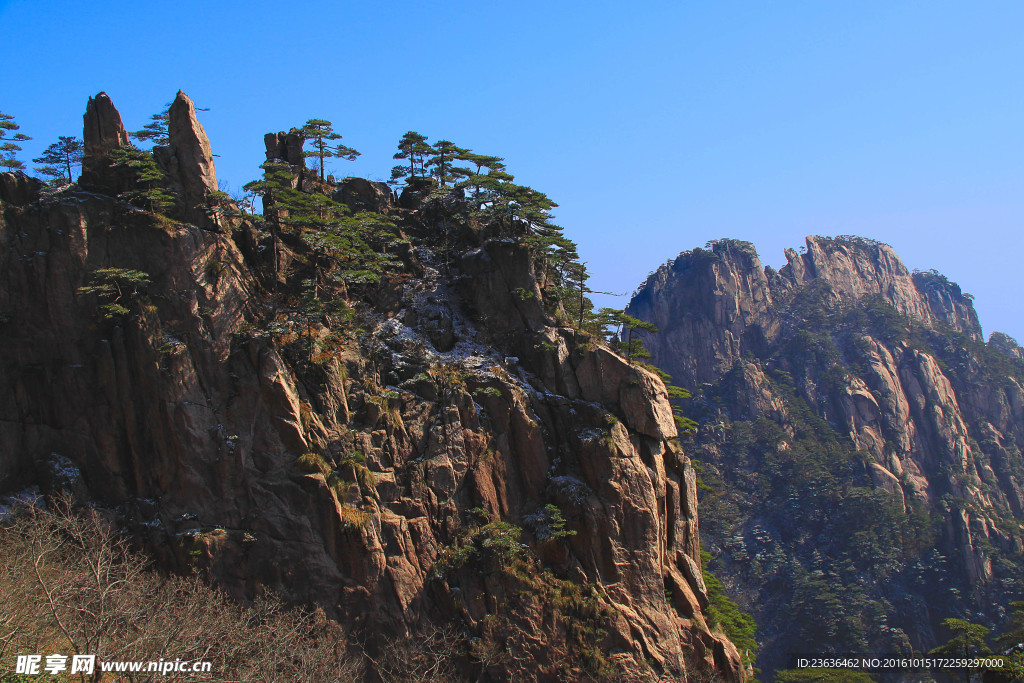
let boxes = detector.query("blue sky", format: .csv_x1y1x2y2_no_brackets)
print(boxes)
2,1,1022,341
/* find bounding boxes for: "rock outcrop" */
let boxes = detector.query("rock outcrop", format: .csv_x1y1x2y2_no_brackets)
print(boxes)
265,130,305,166
627,236,1024,676
333,177,396,215
80,91,131,194
780,236,981,339
161,90,219,227
0,94,744,682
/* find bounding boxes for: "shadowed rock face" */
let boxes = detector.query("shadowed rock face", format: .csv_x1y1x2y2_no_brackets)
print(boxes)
80,92,130,194
0,94,745,680
627,236,1024,676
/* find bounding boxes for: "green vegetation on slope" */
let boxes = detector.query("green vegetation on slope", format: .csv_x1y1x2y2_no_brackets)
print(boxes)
686,272,1024,677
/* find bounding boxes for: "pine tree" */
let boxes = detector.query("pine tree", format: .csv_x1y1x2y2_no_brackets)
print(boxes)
32,136,83,185
457,152,506,207
77,267,151,319
601,310,657,364
929,617,992,683
562,259,591,332
297,279,325,362
390,131,431,186
425,139,470,186
246,160,396,293
0,110,31,171
598,309,697,432
996,601,1024,650
107,146,175,214
244,161,300,285
203,189,236,230
130,108,170,147
300,119,359,182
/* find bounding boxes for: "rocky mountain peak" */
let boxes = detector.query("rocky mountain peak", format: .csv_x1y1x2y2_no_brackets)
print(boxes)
164,90,219,226
627,235,1024,676
779,235,981,339
628,239,777,385
630,236,986,389
80,91,130,193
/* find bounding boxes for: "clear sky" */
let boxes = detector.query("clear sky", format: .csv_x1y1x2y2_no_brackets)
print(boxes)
2,1,1022,341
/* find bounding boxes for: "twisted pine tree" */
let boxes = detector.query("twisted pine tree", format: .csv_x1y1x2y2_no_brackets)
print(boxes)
107,146,175,214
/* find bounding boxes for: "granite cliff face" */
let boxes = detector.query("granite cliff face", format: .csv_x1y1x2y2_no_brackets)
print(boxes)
0,93,743,681
627,237,1024,675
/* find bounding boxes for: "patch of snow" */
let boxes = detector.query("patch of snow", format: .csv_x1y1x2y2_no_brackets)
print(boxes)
549,475,592,504
47,453,82,483
0,485,43,519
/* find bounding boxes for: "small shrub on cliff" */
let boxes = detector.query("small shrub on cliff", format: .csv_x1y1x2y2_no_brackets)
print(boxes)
523,504,577,543
473,385,503,400
295,451,332,477
432,513,525,577
431,510,616,679
336,450,376,499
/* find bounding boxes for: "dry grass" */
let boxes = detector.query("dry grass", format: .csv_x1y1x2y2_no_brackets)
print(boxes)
0,496,362,682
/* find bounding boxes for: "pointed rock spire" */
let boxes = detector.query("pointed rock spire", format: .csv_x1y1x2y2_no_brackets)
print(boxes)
168,90,218,200
80,92,130,193
166,90,218,226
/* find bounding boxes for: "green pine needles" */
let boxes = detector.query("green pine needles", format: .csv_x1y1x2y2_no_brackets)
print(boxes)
130,106,170,147
0,110,31,171
108,146,176,213
77,268,151,319
32,135,83,185
301,119,359,181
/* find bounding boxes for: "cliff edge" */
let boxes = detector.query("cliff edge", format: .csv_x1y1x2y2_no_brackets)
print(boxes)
0,93,744,682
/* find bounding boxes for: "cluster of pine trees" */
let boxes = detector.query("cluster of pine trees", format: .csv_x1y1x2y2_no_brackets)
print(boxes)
4,101,705,438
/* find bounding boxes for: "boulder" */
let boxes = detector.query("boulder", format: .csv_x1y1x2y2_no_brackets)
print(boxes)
0,171,44,206
333,176,395,214
575,346,677,439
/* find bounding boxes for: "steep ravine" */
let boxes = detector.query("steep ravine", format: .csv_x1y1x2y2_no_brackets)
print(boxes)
0,92,744,681
627,237,1024,677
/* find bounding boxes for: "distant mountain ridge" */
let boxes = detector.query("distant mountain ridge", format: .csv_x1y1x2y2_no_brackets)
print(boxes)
627,236,1024,676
